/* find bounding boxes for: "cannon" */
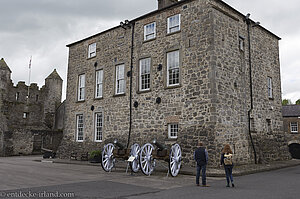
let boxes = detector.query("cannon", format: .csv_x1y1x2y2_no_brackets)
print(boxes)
101,139,140,173
139,139,182,177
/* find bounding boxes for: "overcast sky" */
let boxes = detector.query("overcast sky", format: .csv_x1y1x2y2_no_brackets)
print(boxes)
0,0,299,103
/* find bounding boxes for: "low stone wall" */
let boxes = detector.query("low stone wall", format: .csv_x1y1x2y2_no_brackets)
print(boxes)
253,131,291,164
0,129,63,156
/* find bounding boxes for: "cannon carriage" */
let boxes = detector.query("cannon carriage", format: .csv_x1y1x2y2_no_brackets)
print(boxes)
101,138,182,177
101,139,140,173
139,139,182,177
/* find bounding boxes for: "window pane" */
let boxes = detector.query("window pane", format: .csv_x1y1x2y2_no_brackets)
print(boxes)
168,124,178,138
291,122,298,133
96,70,103,98
167,51,180,86
268,77,273,98
116,65,125,94
168,14,180,33
88,43,96,58
78,74,85,101
77,115,84,141
95,112,103,141
139,58,151,91
144,22,156,40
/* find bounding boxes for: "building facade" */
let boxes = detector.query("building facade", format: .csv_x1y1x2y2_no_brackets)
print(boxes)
0,58,63,156
58,0,289,165
283,105,300,158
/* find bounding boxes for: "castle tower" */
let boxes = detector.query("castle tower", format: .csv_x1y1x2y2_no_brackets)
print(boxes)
43,69,63,129
0,58,11,155
0,58,12,92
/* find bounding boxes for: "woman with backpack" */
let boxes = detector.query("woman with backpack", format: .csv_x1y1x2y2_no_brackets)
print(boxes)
220,144,234,187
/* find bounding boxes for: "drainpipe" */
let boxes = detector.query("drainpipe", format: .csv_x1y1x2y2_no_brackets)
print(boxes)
245,14,257,164
127,21,135,149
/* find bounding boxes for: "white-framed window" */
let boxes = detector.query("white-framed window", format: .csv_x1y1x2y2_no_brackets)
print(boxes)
139,58,151,91
291,122,298,133
167,14,181,34
88,43,96,58
115,64,125,95
144,22,156,41
95,70,103,98
167,50,180,86
78,74,85,101
168,123,178,139
94,112,103,142
267,77,273,98
76,114,84,142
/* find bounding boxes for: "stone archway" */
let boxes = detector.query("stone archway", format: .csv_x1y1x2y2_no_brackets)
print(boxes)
288,140,300,159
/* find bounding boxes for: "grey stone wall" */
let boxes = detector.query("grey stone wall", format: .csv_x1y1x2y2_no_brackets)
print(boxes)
284,117,300,152
59,23,133,158
55,101,65,130
209,0,289,163
0,59,63,156
1,129,63,156
59,0,289,165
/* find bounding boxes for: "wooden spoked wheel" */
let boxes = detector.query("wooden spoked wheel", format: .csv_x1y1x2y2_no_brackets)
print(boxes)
130,143,140,173
101,143,115,172
169,143,182,177
139,143,155,176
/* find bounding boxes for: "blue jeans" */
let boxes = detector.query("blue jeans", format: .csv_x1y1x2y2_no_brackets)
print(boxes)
224,166,233,185
196,164,207,185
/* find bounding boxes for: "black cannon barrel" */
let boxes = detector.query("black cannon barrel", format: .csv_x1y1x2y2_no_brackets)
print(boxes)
114,139,125,150
152,139,167,150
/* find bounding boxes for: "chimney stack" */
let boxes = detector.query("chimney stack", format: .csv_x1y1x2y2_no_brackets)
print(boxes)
158,0,179,10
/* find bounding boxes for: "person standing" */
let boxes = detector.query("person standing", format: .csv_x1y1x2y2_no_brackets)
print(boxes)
194,141,209,187
220,144,234,187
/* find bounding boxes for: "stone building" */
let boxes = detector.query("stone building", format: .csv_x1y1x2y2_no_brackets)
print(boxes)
0,58,64,156
283,105,300,158
58,0,289,165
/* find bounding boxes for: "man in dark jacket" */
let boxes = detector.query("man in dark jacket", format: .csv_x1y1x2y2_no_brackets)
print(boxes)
194,141,209,187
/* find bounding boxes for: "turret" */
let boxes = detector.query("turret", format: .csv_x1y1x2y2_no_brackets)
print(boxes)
0,58,12,91
43,69,63,129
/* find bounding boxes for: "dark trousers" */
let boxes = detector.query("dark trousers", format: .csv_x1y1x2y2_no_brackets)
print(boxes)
196,164,207,185
224,166,233,185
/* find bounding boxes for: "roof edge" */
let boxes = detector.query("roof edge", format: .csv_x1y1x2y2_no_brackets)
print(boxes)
66,0,280,47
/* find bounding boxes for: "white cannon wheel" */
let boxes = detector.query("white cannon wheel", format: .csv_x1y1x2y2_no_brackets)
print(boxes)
101,143,115,172
139,143,155,176
130,143,140,173
169,143,182,177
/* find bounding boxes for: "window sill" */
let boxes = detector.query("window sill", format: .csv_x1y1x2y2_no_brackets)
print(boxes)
166,137,178,141
76,100,85,103
143,38,156,43
113,93,126,97
291,132,299,134
94,140,103,143
137,89,151,94
268,97,274,100
165,84,181,90
166,30,181,36
94,97,103,100
76,140,84,143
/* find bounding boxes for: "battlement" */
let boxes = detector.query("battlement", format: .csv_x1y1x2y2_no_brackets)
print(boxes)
14,81,40,91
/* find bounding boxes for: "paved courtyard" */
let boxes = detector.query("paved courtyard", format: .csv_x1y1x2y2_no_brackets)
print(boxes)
0,156,300,198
